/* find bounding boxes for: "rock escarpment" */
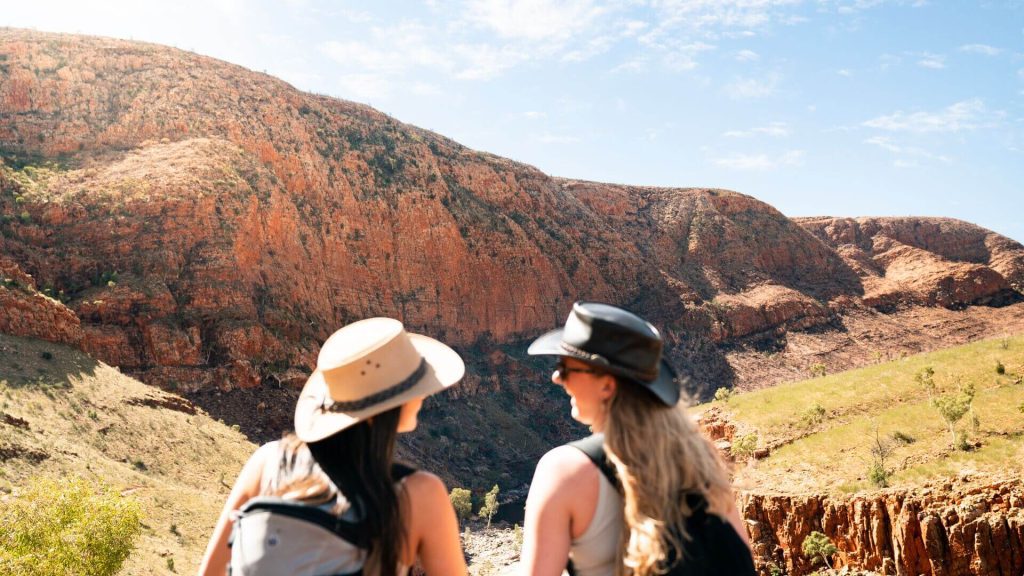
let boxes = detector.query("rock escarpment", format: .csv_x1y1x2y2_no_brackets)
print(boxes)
740,477,1024,576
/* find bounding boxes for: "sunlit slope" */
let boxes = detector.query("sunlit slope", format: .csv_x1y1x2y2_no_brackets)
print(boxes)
0,332,255,575
708,336,1024,494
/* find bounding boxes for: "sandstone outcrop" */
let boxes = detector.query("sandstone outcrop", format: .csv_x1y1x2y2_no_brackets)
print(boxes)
739,477,1024,576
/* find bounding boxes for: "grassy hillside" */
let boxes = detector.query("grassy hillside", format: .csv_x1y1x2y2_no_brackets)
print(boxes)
709,335,1024,494
0,333,255,575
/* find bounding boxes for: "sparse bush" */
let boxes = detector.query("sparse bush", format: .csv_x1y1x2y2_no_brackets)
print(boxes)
512,523,523,550
802,530,838,571
995,360,1006,375
731,433,758,460
890,431,915,445
868,462,890,488
0,475,141,576
810,363,827,378
478,484,500,528
915,367,936,395
1000,337,1010,350
167,557,175,572
714,387,733,403
450,487,472,525
801,403,827,428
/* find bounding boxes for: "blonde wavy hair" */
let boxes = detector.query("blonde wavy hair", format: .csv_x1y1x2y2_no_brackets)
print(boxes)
603,381,734,576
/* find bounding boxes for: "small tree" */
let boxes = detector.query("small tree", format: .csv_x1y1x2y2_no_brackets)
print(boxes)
0,476,141,576
915,366,936,395
478,484,500,529
932,382,975,450
802,530,838,571
449,487,472,526
868,426,895,488
714,387,733,403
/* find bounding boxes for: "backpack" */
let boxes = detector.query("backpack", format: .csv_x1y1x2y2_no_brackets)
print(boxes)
566,435,755,576
228,464,417,576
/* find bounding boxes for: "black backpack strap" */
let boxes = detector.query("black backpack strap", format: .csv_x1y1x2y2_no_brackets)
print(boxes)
391,462,418,482
564,434,619,576
238,498,371,549
567,433,619,491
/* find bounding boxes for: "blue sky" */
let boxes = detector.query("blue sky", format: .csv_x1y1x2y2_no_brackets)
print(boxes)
4,0,1023,242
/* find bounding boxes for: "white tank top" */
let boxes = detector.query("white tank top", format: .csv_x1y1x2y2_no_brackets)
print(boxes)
568,472,623,576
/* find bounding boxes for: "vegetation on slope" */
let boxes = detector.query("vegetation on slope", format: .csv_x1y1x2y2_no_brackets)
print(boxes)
709,335,1024,494
0,333,254,575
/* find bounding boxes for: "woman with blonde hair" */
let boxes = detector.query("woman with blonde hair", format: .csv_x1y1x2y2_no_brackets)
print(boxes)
199,317,468,576
521,302,754,576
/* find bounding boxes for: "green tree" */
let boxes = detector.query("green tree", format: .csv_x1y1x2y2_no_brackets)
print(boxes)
478,484,500,529
449,487,472,526
932,382,975,450
0,475,141,576
802,530,838,571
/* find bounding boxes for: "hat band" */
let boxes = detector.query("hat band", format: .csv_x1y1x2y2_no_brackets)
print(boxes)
559,341,658,381
323,358,427,413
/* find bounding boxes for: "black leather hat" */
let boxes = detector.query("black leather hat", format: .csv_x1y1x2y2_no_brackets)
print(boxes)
528,301,680,406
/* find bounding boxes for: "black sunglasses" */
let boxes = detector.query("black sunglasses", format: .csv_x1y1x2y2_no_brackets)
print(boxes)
554,360,601,381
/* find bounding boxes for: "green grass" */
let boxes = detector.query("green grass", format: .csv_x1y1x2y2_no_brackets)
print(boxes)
708,336,1024,494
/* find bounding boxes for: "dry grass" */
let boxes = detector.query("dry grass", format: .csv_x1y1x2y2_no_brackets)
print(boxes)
0,333,254,575
709,335,1024,494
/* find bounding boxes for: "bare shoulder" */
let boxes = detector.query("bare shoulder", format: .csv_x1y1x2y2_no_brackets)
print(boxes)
529,444,597,501
535,444,595,481
401,470,449,501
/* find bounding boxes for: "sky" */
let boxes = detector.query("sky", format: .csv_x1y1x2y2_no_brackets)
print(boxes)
3,0,1023,242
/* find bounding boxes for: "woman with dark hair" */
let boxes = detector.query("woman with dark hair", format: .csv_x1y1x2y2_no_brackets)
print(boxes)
520,302,754,576
199,317,468,576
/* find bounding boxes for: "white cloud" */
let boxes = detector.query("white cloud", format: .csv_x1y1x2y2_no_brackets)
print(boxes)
722,122,791,138
864,136,953,167
917,53,945,69
725,73,781,99
712,149,804,171
863,99,1001,133
453,43,529,80
837,68,852,77
735,49,760,62
523,111,547,119
959,44,1001,56
464,0,605,42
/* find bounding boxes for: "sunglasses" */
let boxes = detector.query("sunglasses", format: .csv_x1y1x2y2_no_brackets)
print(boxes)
554,360,601,381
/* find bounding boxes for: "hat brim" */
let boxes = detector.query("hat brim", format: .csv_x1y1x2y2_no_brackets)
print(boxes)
294,333,464,442
528,328,681,407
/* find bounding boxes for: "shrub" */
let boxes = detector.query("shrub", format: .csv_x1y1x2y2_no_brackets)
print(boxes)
449,487,472,525
731,433,758,460
802,531,838,570
995,360,1006,375
714,387,733,403
0,475,141,576
890,430,915,445
932,382,975,451
801,403,827,428
809,363,827,378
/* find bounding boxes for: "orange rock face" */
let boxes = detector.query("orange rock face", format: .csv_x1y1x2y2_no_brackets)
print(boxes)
739,477,1024,576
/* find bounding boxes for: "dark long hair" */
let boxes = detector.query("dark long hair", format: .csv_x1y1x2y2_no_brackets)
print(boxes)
271,406,405,575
